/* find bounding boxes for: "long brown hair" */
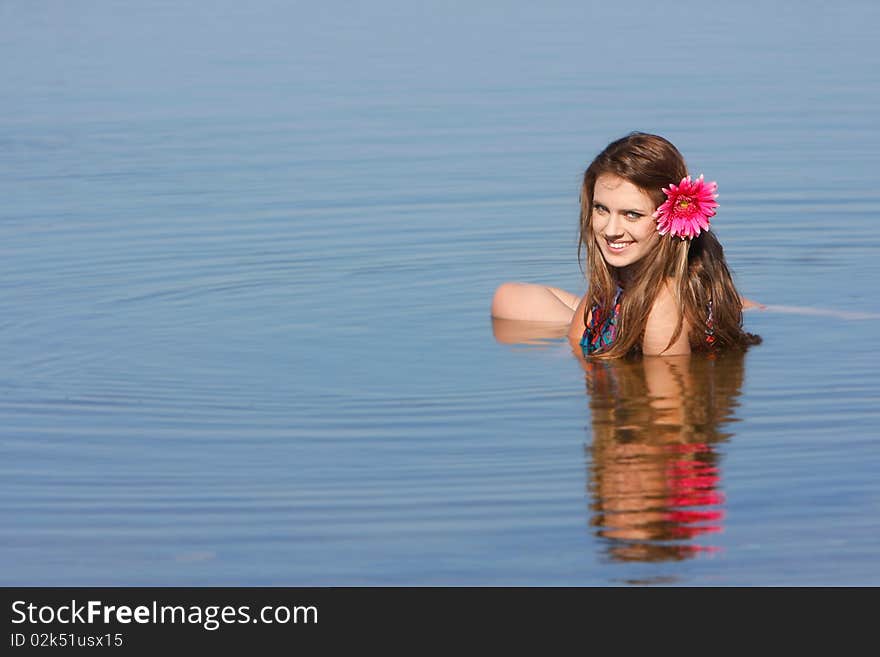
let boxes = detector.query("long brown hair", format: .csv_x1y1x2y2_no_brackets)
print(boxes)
578,132,761,357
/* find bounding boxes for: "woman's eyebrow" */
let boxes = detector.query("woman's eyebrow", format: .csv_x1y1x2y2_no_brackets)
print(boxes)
593,199,648,213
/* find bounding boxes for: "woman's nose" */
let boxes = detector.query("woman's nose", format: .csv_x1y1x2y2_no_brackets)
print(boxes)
604,212,624,237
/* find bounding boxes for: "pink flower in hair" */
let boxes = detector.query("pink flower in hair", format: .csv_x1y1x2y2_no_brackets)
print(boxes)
653,174,719,239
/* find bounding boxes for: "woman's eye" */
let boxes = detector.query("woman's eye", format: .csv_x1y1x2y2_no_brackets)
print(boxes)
626,211,643,220
593,204,608,214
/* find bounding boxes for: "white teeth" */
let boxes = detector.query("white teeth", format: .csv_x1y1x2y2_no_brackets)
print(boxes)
608,242,631,249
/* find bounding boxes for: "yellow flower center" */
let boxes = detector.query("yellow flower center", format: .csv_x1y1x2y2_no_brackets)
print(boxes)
677,198,692,210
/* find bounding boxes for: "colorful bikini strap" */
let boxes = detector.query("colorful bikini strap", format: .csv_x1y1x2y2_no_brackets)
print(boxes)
705,298,716,347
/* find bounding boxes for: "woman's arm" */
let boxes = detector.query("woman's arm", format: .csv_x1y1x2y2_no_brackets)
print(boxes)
490,283,584,345
491,282,579,322
567,293,590,346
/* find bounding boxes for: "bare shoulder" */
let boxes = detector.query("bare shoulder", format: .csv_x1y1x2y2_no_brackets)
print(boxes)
642,281,691,356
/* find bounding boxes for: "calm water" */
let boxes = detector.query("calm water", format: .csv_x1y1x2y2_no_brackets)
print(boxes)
1,0,879,585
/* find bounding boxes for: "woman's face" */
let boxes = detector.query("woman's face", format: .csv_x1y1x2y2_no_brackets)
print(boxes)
591,174,661,269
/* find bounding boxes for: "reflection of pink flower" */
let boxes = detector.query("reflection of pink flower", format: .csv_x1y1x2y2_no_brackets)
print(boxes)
653,175,719,239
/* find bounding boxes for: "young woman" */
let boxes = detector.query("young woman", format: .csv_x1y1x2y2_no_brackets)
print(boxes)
491,132,761,357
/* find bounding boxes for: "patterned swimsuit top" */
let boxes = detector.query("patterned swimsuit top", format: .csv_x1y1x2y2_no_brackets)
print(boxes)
579,287,716,357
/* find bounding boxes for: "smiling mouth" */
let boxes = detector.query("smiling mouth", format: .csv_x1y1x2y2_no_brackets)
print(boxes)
604,239,633,252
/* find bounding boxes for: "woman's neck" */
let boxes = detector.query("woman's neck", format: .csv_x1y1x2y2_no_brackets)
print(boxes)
617,266,635,288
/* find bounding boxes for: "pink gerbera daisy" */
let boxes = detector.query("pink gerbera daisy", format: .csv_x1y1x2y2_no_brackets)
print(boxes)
653,174,719,239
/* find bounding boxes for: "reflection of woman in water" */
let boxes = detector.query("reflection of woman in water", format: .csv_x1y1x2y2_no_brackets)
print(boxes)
584,351,746,562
